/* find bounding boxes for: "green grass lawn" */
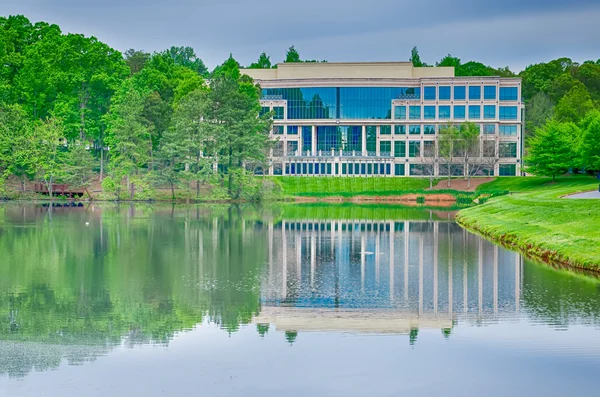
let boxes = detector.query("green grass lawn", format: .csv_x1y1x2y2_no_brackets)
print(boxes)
271,177,435,197
458,176,600,271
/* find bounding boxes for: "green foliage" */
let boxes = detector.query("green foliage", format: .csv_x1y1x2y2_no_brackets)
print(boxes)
554,83,595,123
525,92,554,136
249,52,272,69
578,110,600,173
124,48,150,74
410,46,424,67
525,120,580,180
285,45,301,63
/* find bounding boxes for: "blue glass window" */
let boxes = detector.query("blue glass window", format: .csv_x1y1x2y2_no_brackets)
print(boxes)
484,105,496,119
302,126,312,150
484,86,497,100
483,124,496,134
409,141,421,157
273,107,285,119
339,87,420,119
409,106,421,120
424,86,436,100
454,86,466,100
380,125,391,135
394,141,406,157
380,141,391,155
394,106,406,120
499,106,518,120
454,105,466,119
287,125,298,135
395,164,405,176
316,126,343,151
439,106,451,119
439,86,451,100
499,164,516,176
395,125,406,134
409,125,421,135
424,106,436,120
260,107,270,116
499,142,518,158
263,87,336,119
424,125,436,135
468,105,481,119
273,125,284,135
500,87,519,101
499,125,518,136
366,126,377,152
469,86,481,100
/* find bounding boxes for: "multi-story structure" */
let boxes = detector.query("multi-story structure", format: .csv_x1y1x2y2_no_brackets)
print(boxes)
241,62,523,177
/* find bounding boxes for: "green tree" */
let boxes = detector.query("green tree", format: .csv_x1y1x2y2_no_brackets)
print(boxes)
62,142,96,198
32,117,66,198
554,83,595,123
162,46,208,77
525,120,579,180
285,46,301,63
438,125,459,187
410,46,423,67
249,52,272,69
0,104,36,192
124,49,150,75
436,54,461,68
525,92,554,136
578,110,600,173
457,122,481,188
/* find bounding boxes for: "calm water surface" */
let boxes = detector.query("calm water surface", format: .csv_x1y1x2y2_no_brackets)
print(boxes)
1,203,599,396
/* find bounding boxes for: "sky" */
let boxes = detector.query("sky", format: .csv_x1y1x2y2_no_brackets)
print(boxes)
1,0,599,72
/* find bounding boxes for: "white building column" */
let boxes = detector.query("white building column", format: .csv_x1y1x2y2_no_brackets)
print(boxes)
311,125,317,155
361,125,367,156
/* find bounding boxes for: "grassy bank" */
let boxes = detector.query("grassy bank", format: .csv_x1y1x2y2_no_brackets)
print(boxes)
271,177,433,197
457,176,600,271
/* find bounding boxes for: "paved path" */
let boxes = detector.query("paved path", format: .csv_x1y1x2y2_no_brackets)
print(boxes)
564,190,600,199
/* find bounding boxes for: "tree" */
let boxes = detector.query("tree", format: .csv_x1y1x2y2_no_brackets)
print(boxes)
578,111,600,174
161,46,208,77
62,141,96,198
525,120,579,180
438,125,460,187
456,122,481,188
410,46,423,67
249,52,272,69
436,54,460,68
554,83,595,123
525,92,554,137
284,46,301,63
32,117,66,198
124,49,150,75
0,104,35,191
105,80,152,199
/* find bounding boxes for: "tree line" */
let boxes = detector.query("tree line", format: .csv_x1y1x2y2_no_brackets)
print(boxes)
1,15,599,201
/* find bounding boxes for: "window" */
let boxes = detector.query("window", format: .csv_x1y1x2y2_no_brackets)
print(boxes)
439,106,451,119
409,106,421,120
273,141,284,156
469,86,481,100
394,125,406,135
409,125,421,135
424,86,436,100
499,106,518,120
484,105,496,119
424,106,436,120
287,141,298,155
361,164,366,175
500,87,519,101
499,142,517,158
273,107,285,120
380,140,391,155
302,126,312,150
424,125,436,135
380,125,391,135
366,126,377,152
483,124,496,134
469,105,481,119
409,141,421,157
260,107,270,116
499,164,517,176
342,163,347,175
483,141,496,157
454,105,466,119
394,106,406,120
454,86,466,100
499,125,518,136
439,86,451,100
395,164,405,176
273,125,284,135
484,86,497,100
287,125,298,135
394,141,406,157
423,141,435,157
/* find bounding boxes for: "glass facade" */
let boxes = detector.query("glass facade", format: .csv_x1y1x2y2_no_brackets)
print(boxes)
484,86,497,100
302,126,312,150
380,125,392,135
483,124,496,134
380,140,391,155
499,164,517,176
499,125,518,136
409,106,421,120
439,86,451,100
484,105,496,119
454,105,466,119
424,106,436,120
394,141,406,157
499,142,517,158
424,86,436,100
409,125,421,135
287,125,298,135
439,106,451,119
394,106,406,120
273,125,284,134
469,86,481,100
395,125,406,135
500,87,519,101
273,107,285,120
287,141,298,154
469,105,481,119
366,126,377,152
499,106,518,120
409,141,421,157
424,125,436,135
454,86,466,100
395,164,405,176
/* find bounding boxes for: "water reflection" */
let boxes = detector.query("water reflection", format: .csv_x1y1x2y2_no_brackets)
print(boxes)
0,203,599,380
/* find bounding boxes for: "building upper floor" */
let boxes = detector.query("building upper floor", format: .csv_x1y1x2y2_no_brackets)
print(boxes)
241,62,523,122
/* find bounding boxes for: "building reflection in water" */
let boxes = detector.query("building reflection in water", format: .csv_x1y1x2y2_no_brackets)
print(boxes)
258,219,522,335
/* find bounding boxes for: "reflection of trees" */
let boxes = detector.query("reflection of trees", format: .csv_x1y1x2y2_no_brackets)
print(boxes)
0,204,268,376
285,330,298,345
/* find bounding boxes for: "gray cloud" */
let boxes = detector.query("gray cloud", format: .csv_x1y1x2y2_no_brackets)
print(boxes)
1,0,599,72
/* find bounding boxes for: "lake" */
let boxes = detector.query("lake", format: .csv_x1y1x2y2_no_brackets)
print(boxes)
1,203,599,396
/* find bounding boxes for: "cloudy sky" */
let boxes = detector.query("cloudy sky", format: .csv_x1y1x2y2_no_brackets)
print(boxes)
2,0,599,72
